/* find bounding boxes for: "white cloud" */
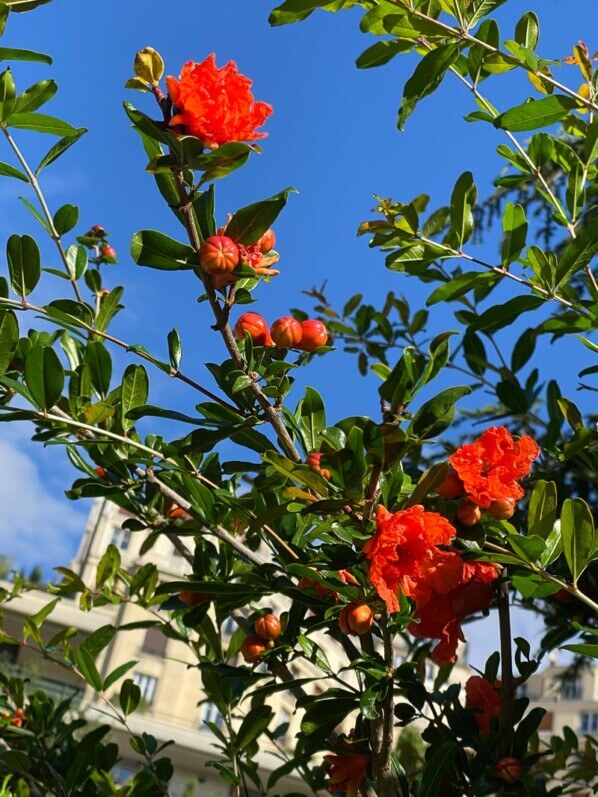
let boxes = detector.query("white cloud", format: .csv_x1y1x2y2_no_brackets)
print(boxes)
0,427,87,577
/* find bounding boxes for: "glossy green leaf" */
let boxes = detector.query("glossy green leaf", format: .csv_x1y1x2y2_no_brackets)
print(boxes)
472,295,544,333
450,171,477,246
236,705,273,750
398,43,460,130
501,202,527,266
121,364,149,432
53,203,78,235
494,96,577,132
84,341,112,398
297,386,326,453
0,160,27,181
35,127,86,174
4,0,53,10
561,497,595,583
131,229,196,270
0,46,51,64
0,67,15,120
24,344,64,409
119,678,141,715
409,385,471,440
13,78,56,114
9,111,78,136
466,0,507,28
225,187,296,246
527,480,557,540
7,233,40,296
0,308,18,375
556,218,598,285
356,39,410,69
418,742,458,797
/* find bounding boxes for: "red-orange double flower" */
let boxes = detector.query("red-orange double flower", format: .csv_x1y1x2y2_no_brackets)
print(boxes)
363,505,459,613
409,561,500,664
166,54,273,149
450,426,539,509
324,753,368,797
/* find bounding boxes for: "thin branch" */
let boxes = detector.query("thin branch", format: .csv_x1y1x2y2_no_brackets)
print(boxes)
0,295,241,412
2,128,84,303
497,572,514,756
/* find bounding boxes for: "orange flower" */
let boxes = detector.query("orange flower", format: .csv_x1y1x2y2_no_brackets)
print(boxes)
324,753,368,797
364,505,459,613
450,426,539,509
465,675,501,734
409,561,499,664
166,54,273,148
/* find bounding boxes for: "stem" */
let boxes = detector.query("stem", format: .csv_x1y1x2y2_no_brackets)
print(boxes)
1,128,84,303
497,572,514,756
406,6,598,112
361,630,396,797
171,169,301,463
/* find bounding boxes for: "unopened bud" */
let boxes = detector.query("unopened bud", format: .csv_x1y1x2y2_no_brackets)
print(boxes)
134,47,164,86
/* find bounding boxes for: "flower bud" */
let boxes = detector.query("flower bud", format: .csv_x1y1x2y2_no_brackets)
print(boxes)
457,502,482,527
254,613,281,641
94,466,109,481
488,498,516,520
234,313,272,346
240,634,268,664
100,243,117,262
339,603,373,636
179,591,208,607
495,757,522,784
259,229,276,254
199,235,240,275
437,468,465,500
306,452,331,480
271,316,302,349
298,320,328,351
134,46,165,86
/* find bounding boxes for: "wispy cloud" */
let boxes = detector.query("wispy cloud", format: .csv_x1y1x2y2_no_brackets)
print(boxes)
0,426,87,576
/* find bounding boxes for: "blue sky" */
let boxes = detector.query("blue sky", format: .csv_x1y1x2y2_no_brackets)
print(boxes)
0,0,595,662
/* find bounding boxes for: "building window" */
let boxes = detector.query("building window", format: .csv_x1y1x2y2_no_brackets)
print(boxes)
132,673,157,706
141,627,167,657
562,677,582,700
110,526,132,551
580,712,598,733
201,700,224,730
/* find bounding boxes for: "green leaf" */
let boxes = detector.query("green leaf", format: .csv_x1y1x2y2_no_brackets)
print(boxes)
0,4,8,37
427,271,496,306
0,160,27,181
0,67,15,120
449,171,477,246
236,705,273,750
73,645,103,691
121,364,149,432
85,341,112,398
0,309,17,375
561,498,595,584
418,742,458,797
24,344,63,409
102,659,138,691
494,96,578,132
131,229,196,271
514,11,539,50
556,218,598,286
466,0,507,28
7,233,40,296
297,634,332,673
527,480,557,540
13,78,56,114
262,450,330,493
9,111,78,136
297,387,326,453
561,643,598,658
408,385,471,440
167,327,182,371
225,188,296,246
4,0,53,10
0,46,51,64
46,299,93,329
35,127,86,174
195,141,253,183
472,295,544,333
53,203,78,235
356,39,410,69
501,203,527,266
398,43,460,130
119,678,141,715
